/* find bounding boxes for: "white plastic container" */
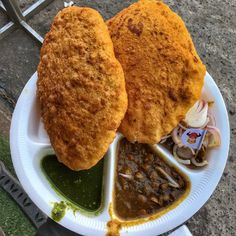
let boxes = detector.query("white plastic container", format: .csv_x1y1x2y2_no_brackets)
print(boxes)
10,72,230,236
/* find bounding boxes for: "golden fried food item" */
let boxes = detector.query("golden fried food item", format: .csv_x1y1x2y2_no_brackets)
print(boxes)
37,6,127,170
107,0,206,144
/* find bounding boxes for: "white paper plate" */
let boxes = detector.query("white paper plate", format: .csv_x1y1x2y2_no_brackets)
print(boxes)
10,72,230,236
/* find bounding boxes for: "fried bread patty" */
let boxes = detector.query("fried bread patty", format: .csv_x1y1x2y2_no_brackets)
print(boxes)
37,6,127,170
107,0,206,144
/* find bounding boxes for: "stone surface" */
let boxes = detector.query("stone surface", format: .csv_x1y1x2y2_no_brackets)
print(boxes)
0,0,235,235
0,11,8,28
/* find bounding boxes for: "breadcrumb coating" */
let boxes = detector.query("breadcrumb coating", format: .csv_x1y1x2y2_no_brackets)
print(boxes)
107,0,206,144
37,6,127,170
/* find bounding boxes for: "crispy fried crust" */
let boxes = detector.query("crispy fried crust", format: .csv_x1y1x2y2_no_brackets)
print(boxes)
107,0,206,144
37,6,127,170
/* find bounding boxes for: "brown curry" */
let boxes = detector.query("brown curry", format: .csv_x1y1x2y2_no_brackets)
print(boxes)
113,138,189,220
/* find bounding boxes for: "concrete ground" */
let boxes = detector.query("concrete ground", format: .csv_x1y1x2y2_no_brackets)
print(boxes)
0,0,235,235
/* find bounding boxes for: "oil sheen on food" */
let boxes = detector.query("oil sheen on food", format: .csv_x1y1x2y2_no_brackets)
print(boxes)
114,138,189,220
41,155,104,211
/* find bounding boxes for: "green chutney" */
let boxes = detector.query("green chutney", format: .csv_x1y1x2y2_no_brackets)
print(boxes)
41,155,104,212
51,201,67,222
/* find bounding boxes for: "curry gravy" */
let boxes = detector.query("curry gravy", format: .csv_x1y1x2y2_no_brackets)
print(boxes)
113,138,190,221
